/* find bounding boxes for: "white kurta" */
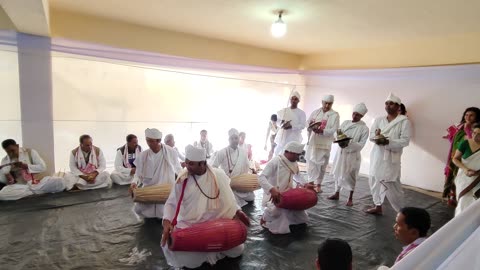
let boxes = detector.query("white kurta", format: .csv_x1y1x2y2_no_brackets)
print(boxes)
174,147,185,162
454,150,480,217
133,145,182,219
305,108,339,184
259,155,309,234
64,147,111,190
162,167,242,268
193,140,214,159
110,148,137,185
0,148,65,201
369,115,411,212
331,120,369,192
212,146,254,207
274,108,306,156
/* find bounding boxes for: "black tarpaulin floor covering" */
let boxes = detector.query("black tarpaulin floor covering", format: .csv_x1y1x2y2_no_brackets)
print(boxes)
0,175,453,270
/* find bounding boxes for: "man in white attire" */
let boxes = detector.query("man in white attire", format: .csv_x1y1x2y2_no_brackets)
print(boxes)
129,128,182,219
274,91,307,156
0,139,65,200
328,103,369,206
111,134,142,185
64,135,111,190
161,145,250,269
305,95,340,193
260,141,312,234
366,93,411,215
212,128,254,207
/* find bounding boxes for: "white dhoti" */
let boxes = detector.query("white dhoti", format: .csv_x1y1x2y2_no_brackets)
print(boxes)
454,151,480,217
64,172,111,190
110,171,134,185
0,184,33,200
262,202,308,234
306,147,330,185
29,176,66,194
233,191,255,208
162,243,244,268
134,202,164,219
369,177,405,212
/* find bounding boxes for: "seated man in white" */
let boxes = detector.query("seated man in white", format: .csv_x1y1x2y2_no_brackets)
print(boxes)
111,134,142,185
64,134,111,190
161,145,249,269
0,139,65,200
212,128,254,207
130,128,182,219
260,141,311,234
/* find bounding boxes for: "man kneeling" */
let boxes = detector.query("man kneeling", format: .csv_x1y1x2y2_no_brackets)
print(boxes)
0,139,65,200
161,145,249,269
64,135,111,190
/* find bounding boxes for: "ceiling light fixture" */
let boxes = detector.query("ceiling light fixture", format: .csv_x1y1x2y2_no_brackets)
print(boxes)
271,10,287,38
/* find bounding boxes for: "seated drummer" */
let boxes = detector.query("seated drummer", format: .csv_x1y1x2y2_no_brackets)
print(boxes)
212,128,254,208
161,145,250,269
129,128,182,219
259,141,313,234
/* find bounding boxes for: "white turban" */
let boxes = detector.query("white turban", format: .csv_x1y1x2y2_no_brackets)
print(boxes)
322,95,334,103
385,93,402,105
353,102,368,115
185,145,206,162
228,128,239,137
290,91,301,100
145,128,162,139
284,141,304,154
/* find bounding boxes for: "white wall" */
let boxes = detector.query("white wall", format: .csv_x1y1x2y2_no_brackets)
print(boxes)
51,54,305,171
0,47,22,155
304,65,480,192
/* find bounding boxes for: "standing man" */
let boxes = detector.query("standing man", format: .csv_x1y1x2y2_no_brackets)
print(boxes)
264,114,279,161
130,128,182,219
161,145,249,269
164,134,186,167
194,130,214,159
65,135,111,190
306,95,339,193
329,103,369,206
0,139,65,200
212,128,253,207
366,93,411,215
111,134,142,185
259,141,311,234
274,91,307,156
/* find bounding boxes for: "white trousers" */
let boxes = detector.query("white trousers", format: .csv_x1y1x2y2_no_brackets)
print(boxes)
369,177,404,212
162,243,244,268
0,176,66,201
64,172,111,190
262,202,309,234
110,171,134,185
233,191,255,208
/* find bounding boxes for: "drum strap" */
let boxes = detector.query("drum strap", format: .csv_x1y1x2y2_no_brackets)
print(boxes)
172,178,189,227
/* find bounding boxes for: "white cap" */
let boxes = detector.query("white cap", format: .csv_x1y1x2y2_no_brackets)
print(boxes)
353,102,368,115
145,128,162,139
185,145,206,162
290,91,301,100
284,141,304,154
385,93,402,105
228,128,239,137
322,95,334,103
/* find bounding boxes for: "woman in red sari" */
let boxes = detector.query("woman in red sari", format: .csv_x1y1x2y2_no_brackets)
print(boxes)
443,107,480,206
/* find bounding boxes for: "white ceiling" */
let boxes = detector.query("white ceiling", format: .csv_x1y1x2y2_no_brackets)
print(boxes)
50,0,480,54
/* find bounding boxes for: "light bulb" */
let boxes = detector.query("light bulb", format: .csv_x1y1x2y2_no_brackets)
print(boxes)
271,17,286,38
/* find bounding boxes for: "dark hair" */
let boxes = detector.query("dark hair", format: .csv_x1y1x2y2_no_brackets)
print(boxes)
400,207,431,237
79,134,92,144
400,104,407,115
271,114,277,121
317,238,352,270
473,122,480,129
2,139,17,149
460,107,480,124
126,134,137,143
200,130,207,134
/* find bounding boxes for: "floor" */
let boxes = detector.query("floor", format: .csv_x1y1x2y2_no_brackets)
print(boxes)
0,174,454,270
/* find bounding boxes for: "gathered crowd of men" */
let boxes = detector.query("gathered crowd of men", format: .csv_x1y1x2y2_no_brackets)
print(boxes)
1,91,478,270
